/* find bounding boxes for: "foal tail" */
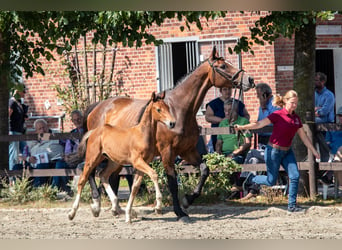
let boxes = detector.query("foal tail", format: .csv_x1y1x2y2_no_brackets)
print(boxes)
77,129,94,157
65,129,94,167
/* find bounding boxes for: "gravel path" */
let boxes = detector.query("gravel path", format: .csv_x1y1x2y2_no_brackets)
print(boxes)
1,204,341,239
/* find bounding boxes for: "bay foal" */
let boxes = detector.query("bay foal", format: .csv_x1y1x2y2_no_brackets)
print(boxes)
68,92,175,223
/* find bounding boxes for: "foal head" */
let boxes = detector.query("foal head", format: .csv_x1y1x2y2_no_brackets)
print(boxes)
150,91,176,129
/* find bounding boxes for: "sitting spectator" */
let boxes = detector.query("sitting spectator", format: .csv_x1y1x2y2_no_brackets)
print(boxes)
64,110,84,159
57,110,85,195
205,86,249,152
320,106,342,185
216,99,251,162
18,119,68,191
215,99,251,197
314,72,335,161
314,72,336,185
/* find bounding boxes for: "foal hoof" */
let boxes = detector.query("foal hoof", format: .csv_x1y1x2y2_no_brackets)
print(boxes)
131,209,138,219
178,215,190,223
68,211,75,221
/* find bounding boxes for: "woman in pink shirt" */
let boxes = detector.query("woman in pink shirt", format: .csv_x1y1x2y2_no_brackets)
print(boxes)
234,90,320,213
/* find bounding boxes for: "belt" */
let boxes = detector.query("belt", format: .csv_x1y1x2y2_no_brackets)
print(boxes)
268,142,290,151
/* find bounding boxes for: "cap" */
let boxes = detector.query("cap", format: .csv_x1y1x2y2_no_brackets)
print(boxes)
337,106,342,115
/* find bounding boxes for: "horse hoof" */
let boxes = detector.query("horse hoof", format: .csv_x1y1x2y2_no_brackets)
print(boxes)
155,208,162,215
90,204,100,217
178,215,190,223
182,196,190,209
112,210,120,216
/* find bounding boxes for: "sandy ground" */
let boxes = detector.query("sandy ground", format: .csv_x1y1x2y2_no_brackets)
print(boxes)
0,203,341,239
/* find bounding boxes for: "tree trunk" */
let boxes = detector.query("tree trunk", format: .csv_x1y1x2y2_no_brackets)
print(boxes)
0,31,10,171
292,18,316,196
292,19,316,160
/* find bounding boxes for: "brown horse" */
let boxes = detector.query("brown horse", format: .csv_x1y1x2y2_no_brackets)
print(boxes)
85,47,255,222
68,92,175,222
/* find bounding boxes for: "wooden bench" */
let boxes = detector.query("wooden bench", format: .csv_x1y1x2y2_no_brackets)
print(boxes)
1,123,342,199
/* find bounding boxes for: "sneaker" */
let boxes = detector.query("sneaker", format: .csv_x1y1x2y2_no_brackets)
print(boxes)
287,206,306,214
318,175,333,186
242,172,255,191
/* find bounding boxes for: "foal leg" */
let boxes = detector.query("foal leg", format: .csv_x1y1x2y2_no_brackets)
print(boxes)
134,159,163,215
68,160,98,220
125,171,144,223
98,162,124,216
69,136,104,220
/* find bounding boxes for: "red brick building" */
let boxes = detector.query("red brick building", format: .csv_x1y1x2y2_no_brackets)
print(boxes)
22,12,342,133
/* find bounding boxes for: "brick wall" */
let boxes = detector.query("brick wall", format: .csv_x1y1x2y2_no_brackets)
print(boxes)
22,12,342,133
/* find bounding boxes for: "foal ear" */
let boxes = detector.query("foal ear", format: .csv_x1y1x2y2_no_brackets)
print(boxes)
151,91,157,102
210,46,219,60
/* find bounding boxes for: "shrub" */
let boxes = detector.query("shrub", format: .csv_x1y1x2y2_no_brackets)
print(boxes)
142,152,242,206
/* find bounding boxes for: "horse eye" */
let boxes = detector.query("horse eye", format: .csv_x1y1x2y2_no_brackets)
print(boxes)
220,64,226,70
156,108,161,113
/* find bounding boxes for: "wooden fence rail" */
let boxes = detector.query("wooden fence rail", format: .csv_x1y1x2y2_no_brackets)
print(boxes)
1,123,342,199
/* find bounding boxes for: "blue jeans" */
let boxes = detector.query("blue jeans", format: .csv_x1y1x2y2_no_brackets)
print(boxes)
9,131,26,171
52,160,72,193
251,145,300,208
32,163,53,187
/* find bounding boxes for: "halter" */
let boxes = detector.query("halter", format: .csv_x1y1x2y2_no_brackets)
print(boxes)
208,58,249,148
207,58,245,89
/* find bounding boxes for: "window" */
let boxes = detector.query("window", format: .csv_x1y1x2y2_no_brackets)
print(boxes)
156,39,199,92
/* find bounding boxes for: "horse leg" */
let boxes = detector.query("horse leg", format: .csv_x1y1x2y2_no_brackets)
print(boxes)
98,162,125,216
125,171,144,223
160,149,189,222
180,149,210,209
88,169,101,217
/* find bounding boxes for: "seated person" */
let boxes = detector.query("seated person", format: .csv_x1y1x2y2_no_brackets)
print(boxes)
58,110,85,195
205,86,249,152
215,99,251,197
320,106,342,185
18,119,68,190
216,99,251,162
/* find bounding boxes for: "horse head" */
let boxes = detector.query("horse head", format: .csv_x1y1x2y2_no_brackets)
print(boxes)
207,46,255,92
151,91,176,129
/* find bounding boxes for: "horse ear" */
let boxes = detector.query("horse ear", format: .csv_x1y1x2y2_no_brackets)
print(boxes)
210,46,219,60
160,91,165,99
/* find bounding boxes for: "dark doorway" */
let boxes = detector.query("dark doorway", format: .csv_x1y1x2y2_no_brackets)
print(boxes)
316,49,335,94
172,42,187,86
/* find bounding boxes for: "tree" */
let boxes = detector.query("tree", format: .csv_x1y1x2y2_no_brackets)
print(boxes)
0,11,226,170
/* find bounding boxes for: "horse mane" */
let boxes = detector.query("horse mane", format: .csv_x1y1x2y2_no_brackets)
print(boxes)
137,99,152,123
172,60,206,90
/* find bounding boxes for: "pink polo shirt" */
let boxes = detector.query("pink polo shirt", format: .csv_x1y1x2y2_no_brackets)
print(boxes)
267,108,303,147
